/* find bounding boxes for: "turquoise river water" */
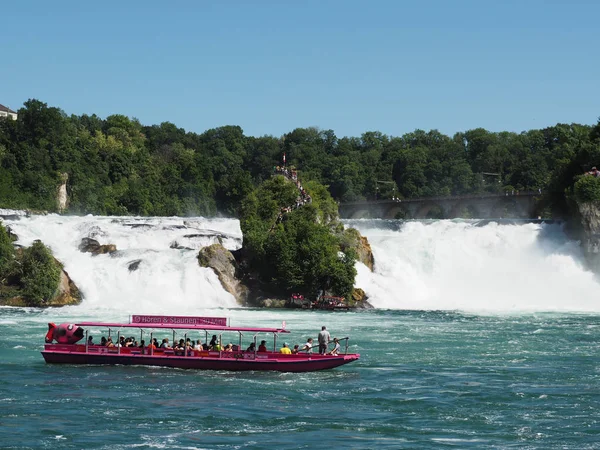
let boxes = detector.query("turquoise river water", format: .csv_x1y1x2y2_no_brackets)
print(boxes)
1,214,600,448
1,307,599,449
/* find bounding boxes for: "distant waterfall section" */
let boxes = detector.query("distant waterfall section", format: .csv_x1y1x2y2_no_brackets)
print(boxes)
348,219,600,313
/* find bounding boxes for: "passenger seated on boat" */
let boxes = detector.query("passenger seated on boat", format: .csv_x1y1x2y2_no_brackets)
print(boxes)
258,340,268,352
209,335,218,350
160,338,172,349
147,340,157,351
327,338,340,356
292,344,299,354
87,336,94,345
174,339,185,355
231,344,239,352
100,336,107,346
224,343,233,352
246,342,256,352
138,340,145,349
193,340,203,351
280,342,292,354
152,338,160,348
105,337,115,348
300,338,313,353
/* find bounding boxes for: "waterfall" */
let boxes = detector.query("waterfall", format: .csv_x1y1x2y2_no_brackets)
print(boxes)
349,219,600,312
3,214,243,313
2,213,598,313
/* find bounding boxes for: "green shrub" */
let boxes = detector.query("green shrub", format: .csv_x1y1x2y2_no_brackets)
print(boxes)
574,175,600,203
20,240,61,305
0,223,15,276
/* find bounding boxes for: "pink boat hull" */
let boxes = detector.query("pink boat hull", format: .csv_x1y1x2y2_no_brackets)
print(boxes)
41,345,360,372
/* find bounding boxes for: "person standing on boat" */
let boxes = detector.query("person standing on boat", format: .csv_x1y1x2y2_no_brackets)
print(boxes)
318,326,331,354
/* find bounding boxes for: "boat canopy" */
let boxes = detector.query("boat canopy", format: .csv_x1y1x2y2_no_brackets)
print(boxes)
75,314,290,334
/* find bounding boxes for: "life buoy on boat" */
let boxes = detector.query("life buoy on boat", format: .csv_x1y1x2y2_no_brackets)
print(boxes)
45,323,57,343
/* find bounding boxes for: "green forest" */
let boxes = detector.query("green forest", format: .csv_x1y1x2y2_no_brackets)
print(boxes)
1,99,600,217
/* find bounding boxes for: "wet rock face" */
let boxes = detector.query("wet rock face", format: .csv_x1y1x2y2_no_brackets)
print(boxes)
357,235,375,271
48,268,82,306
577,201,600,272
78,238,117,255
57,173,69,213
197,244,248,304
127,259,142,272
341,228,375,271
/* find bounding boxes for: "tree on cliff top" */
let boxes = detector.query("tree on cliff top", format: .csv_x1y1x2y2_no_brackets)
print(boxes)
239,175,356,299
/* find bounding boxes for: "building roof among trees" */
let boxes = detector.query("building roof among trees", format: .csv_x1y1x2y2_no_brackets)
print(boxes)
0,104,17,114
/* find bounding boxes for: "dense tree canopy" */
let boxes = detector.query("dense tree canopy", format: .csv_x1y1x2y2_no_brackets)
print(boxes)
239,176,357,299
0,99,599,216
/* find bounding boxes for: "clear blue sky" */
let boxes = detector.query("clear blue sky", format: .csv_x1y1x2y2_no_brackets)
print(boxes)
2,0,598,138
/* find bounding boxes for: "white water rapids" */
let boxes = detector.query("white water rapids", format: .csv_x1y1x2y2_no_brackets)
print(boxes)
2,213,599,313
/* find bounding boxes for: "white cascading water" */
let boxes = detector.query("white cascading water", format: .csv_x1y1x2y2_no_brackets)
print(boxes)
350,219,600,313
3,214,242,314
2,213,600,313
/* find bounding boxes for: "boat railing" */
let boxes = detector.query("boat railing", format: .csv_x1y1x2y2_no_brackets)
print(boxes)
76,327,355,357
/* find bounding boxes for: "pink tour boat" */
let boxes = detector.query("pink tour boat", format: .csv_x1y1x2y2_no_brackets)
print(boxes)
41,314,360,372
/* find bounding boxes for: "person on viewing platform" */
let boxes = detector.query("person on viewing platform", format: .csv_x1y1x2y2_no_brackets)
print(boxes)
327,338,341,356
588,167,600,177
280,342,292,354
246,342,256,352
300,337,313,353
318,326,331,355
258,340,268,352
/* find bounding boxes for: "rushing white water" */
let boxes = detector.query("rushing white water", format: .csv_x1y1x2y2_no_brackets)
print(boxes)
351,219,600,312
3,214,242,314
2,213,599,313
